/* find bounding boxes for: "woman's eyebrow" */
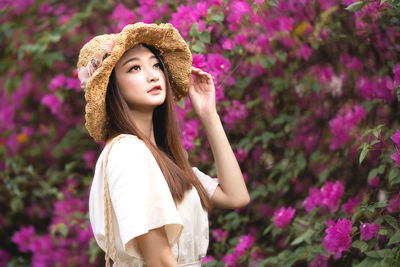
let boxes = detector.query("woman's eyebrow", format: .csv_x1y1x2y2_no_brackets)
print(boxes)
122,55,157,66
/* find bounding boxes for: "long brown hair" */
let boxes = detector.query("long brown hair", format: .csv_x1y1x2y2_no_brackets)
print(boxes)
105,43,213,212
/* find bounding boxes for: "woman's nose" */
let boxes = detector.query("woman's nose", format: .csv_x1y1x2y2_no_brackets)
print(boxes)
148,75,159,83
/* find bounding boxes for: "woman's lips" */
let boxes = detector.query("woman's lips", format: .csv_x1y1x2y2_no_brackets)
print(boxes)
148,86,161,94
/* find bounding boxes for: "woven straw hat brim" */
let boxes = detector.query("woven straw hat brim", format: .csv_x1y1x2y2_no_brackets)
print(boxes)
77,23,192,142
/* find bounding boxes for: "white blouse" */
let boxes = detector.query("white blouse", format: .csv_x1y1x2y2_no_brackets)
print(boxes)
89,134,219,266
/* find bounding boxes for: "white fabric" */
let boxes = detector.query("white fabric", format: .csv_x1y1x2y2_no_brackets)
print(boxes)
89,134,219,266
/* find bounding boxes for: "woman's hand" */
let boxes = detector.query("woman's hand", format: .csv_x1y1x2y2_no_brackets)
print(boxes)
188,66,217,119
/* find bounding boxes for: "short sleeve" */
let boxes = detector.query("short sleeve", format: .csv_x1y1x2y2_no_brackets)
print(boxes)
192,166,219,199
106,135,184,258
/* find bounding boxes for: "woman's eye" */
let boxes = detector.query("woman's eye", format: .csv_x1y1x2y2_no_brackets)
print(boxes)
154,63,161,68
128,65,140,72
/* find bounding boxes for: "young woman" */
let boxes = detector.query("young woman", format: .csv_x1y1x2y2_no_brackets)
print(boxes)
77,23,250,267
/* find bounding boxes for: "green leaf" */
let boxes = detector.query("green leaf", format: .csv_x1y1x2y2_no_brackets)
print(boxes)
210,11,224,22
383,215,399,230
290,229,314,246
367,165,385,181
199,31,211,44
388,166,400,187
263,224,273,236
192,41,205,54
189,23,199,37
388,232,400,245
259,56,276,68
345,1,364,12
176,98,185,109
352,240,368,253
359,145,369,164
355,257,379,267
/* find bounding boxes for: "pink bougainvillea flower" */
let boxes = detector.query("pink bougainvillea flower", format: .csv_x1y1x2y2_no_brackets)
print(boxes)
394,64,400,86
222,38,235,50
222,253,237,267
311,253,329,267
48,74,66,91
234,233,256,257
360,223,379,241
391,151,400,167
342,196,361,214
40,94,62,114
390,130,400,147
0,248,10,266
329,104,366,150
368,176,380,187
303,180,344,213
180,119,200,151
111,3,135,31
201,256,215,264
83,150,96,170
11,225,36,253
273,206,295,228
211,228,228,242
234,147,248,162
387,193,400,213
322,218,353,259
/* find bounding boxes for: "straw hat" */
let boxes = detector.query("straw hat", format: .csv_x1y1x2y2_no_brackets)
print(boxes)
76,22,192,142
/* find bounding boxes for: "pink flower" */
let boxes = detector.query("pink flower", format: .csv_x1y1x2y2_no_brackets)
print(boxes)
360,223,379,241
234,147,248,162
211,228,228,242
295,44,312,61
181,119,200,151
322,218,353,259
303,181,344,213
329,104,366,150
391,152,400,167
83,150,96,169
311,253,329,267
201,256,215,264
387,193,400,213
368,176,380,187
48,74,66,91
222,100,248,130
222,253,237,266
234,233,255,257
40,94,62,114
0,249,10,266
342,196,361,214
222,38,235,50
394,64,400,86
111,4,136,31
390,130,400,147
273,206,295,228
11,225,36,252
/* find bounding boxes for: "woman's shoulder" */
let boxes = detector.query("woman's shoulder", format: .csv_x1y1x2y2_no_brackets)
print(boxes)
105,133,143,147
104,134,148,157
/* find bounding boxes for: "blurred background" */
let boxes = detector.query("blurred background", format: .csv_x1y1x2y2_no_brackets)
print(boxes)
1,0,400,266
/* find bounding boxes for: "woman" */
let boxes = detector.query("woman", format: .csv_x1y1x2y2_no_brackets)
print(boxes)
77,22,250,267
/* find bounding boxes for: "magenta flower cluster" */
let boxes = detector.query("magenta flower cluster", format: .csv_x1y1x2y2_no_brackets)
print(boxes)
329,104,366,151
222,232,256,266
390,130,400,167
360,222,379,241
322,218,353,259
273,206,296,228
303,180,344,213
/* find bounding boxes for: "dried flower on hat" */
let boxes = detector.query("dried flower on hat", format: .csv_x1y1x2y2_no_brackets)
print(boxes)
78,38,116,91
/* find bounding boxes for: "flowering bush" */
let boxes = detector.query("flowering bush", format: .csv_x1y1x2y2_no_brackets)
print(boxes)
1,0,400,266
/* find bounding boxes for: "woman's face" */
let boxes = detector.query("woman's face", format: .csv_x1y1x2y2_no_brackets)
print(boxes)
114,45,166,111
